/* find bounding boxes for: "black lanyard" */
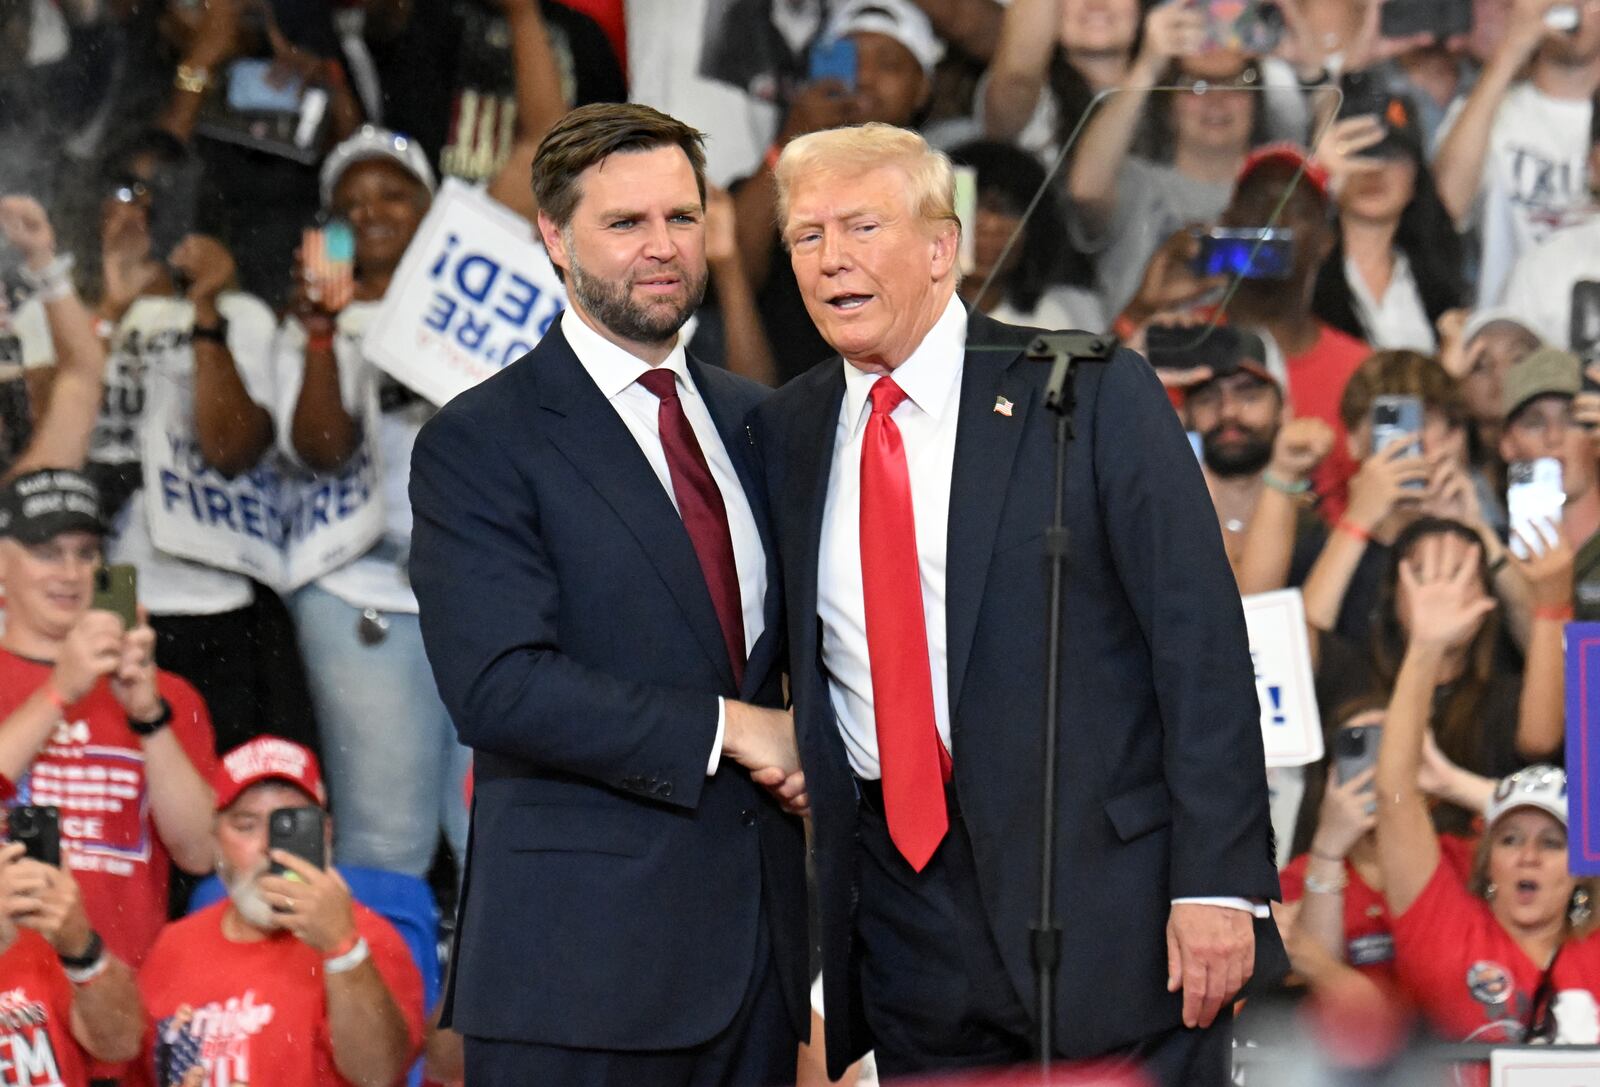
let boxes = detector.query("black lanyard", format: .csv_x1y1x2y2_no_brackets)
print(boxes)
1523,942,1567,1042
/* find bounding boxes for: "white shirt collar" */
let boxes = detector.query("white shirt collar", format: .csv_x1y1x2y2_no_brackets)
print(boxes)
841,293,967,435
561,308,693,401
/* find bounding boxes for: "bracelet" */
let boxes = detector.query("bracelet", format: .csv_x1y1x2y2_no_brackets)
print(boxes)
323,936,370,975
306,330,336,354
128,698,173,738
58,930,103,971
65,954,110,985
1335,519,1371,543
40,682,68,713
1535,603,1574,623
1303,871,1347,895
324,930,360,961
191,318,229,345
1263,471,1311,496
18,253,76,303
174,63,210,95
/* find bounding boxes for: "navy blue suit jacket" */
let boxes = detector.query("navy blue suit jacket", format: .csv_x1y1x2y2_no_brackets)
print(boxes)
752,309,1286,1077
409,318,808,1050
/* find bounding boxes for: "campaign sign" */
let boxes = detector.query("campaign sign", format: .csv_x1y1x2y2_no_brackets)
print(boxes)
144,399,384,594
1491,1046,1600,1085
1242,590,1323,767
1566,622,1600,876
363,178,566,406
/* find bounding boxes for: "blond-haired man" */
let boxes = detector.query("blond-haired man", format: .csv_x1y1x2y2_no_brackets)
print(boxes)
754,122,1286,1084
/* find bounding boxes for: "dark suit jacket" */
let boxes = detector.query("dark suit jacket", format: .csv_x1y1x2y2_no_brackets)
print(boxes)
752,309,1287,1077
409,318,808,1050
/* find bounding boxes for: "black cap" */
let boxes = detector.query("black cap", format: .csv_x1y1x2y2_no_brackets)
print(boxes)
0,470,107,544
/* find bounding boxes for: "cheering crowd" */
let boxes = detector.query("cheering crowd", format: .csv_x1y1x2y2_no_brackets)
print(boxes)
5,0,1600,1082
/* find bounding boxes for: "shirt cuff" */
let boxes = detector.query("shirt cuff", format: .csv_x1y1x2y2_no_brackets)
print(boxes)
1173,896,1271,919
708,698,726,775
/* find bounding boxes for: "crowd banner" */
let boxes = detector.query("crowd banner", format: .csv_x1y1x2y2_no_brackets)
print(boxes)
1241,589,1323,767
144,384,384,594
363,178,567,407
1566,622,1600,876
1491,1046,1600,1084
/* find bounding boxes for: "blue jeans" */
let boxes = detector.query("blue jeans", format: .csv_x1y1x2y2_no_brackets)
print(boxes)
291,584,471,877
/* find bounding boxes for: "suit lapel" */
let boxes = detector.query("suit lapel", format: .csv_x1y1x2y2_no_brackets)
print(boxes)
538,324,737,690
785,364,846,742
691,356,782,701
945,313,1034,719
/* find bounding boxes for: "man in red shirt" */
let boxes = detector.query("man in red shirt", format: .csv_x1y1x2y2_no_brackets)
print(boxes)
0,469,216,967
136,737,424,1087
0,839,144,1085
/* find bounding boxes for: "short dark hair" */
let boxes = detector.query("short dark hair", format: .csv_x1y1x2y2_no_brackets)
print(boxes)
1338,349,1467,434
531,104,708,229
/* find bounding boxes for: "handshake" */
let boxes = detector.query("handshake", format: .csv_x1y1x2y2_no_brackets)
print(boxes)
723,702,808,817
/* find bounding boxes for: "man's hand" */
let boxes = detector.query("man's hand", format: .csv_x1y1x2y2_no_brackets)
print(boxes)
751,766,809,817
51,611,126,703
0,195,58,271
1119,228,1226,331
1267,417,1335,483
0,843,94,957
109,606,163,725
1344,436,1430,531
1166,901,1254,1029
258,851,359,955
169,235,236,305
723,702,807,813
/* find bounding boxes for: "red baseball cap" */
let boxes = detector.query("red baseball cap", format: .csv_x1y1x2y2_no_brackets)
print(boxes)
213,736,327,812
1236,142,1330,204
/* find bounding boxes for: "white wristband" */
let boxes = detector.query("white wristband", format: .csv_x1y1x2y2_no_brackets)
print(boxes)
19,253,76,303
64,953,109,985
323,936,370,975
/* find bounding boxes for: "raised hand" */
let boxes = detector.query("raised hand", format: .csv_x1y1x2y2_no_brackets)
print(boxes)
1399,532,1496,653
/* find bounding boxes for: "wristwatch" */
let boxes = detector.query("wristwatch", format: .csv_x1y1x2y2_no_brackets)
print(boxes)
191,317,229,345
129,697,173,737
58,930,103,971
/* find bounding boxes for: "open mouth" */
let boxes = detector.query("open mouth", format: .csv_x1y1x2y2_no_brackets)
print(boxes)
827,292,873,312
1515,879,1541,900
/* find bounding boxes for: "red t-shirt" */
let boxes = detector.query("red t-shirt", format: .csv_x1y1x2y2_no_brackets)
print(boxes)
1280,835,1477,984
1392,855,1600,1045
0,929,91,1086
1284,324,1369,524
135,901,425,1087
0,649,217,967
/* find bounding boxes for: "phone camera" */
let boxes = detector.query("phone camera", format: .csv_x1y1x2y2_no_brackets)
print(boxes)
8,809,35,836
271,811,294,833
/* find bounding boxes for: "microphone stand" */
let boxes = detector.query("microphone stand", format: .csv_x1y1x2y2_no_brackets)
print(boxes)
1024,331,1116,1076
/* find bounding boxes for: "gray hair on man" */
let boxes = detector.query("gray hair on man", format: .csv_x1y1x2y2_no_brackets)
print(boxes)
773,122,959,241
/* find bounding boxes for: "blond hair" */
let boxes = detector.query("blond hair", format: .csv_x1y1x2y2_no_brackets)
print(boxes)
773,122,957,239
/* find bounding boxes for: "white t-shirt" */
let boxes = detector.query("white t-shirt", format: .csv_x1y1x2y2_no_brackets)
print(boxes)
8,297,54,370
990,284,1106,333
63,294,276,615
1438,82,1592,307
274,302,428,615
1500,211,1600,351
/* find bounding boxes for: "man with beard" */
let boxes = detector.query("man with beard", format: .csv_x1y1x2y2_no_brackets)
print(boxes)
1179,338,1335,589
136,736,425,1087
409,103,809,1084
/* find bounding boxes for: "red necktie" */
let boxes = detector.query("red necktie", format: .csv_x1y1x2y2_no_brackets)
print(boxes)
638,368,746,687
860,376,948,871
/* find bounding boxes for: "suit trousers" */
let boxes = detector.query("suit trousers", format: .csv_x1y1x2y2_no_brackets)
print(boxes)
462,910,796,1086
853,785,1233,1086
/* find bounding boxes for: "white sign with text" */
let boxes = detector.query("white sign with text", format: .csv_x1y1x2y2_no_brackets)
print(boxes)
1491,1047,1600,1085
1242,589,1323,768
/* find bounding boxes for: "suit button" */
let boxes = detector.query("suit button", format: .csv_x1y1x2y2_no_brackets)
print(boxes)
657,782,674,797
741,809,757,827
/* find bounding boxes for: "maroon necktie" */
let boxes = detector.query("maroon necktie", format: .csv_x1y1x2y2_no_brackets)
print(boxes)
638,368,745,686
860,376,948,871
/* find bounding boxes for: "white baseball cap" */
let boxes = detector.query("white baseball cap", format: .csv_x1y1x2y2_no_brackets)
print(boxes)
1485,765,1568,829
319,125,436,208
826,0,945,78
1462,307,1540,349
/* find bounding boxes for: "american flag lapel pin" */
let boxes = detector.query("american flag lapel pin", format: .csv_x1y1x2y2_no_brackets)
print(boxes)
993,395,1015,417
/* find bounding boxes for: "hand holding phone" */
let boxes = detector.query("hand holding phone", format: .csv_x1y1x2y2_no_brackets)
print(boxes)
4,805,62,867
268,806,327,882
1507,458,1565,561
1370,395,1425,490
92,564,139,630
300,221,355,314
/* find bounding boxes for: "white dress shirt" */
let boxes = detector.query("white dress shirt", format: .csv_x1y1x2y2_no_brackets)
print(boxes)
562,311,765,773
816,295,1259,914
1344,251,1437,353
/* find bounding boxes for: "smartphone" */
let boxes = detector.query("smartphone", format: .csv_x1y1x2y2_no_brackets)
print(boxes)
1571,282,1600,379
1334,725,1382,786
268,806,327,883
1380,0,1471,38
1201,0,1283,52
1193,228,1295,280
227,58,305,113
1370,395,1424,491
1546,3,1580,31
5,804,61,867
92,563,138,629
1508,458,1566,560
808,37,857,92
302,219,356,313
1146,324,1244,376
